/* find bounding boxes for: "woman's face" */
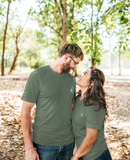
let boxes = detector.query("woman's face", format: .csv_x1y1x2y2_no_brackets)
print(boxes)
77,69,91,88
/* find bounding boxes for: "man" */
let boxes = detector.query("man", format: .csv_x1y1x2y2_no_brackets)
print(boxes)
21,43,84,160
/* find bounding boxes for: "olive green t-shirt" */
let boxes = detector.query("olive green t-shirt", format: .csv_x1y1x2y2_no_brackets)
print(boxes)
72,97,107,160
21,65,76,146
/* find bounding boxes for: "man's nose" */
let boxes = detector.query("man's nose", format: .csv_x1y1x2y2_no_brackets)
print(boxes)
73,66,77,71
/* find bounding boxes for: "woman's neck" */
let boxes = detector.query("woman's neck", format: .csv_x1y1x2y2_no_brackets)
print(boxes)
80,88,87,100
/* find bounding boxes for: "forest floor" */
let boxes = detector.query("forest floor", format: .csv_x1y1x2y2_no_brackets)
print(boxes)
0,74,130,160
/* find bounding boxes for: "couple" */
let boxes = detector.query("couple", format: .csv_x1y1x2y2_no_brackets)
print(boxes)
21,43,112,160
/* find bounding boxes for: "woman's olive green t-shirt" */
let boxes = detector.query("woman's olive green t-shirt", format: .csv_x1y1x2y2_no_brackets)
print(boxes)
72,97,108,160
21,65,76,146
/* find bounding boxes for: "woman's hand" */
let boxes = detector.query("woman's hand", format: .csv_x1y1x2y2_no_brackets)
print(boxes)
71,155,79,160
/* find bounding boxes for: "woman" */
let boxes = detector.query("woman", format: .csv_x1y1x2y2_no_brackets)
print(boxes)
71,67,112,160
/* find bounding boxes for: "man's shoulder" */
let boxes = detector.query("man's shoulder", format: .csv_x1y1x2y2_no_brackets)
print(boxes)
30,65,49,81
68,73,76,83
31,65,49,76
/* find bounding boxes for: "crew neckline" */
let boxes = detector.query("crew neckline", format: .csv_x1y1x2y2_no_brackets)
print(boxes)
48,65,67,77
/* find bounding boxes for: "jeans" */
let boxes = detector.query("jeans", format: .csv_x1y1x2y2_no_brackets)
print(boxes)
79,148,112,160
95,148,112,160
33,142,74,160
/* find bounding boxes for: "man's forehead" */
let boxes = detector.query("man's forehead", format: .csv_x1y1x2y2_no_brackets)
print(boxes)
74,57,81,62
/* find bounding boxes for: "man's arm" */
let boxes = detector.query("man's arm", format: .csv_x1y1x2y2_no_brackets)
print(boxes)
21,101,39,160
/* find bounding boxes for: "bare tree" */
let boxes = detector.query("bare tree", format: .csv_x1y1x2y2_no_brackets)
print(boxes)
8,25,24,74
1,0,11,75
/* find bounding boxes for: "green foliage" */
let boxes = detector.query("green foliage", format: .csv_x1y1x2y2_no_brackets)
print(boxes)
116,1,125,8
31,58,45,69
120,16,129,24
86,49,89,55
85,29,90,34
72,32,78,37
124,49,130,60
93,34,102,45
35,30,47,43
29,0,85,45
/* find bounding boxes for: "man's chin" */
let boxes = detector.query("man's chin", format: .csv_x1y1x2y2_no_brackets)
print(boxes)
63,68,71,74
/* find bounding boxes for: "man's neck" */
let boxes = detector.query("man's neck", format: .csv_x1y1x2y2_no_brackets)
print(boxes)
50,58,63,74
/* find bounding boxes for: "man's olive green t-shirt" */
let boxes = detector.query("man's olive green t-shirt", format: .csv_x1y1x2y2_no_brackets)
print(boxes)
21,65,76,146
72,97,108,160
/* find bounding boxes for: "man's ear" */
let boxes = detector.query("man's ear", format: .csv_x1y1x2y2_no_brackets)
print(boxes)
63,54,70,63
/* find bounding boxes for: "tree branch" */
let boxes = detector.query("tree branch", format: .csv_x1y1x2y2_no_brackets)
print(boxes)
66,21,79,33
67,0,74,33
60,0,63,12
17,27,23,38
101,3,130,19
44,21,62,38
9,26,15,38
71,0,74,19
54,0,63,24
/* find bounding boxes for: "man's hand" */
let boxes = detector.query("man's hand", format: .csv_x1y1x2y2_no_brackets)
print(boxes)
25,150,39,160
73,145,77,155
71,155,78,160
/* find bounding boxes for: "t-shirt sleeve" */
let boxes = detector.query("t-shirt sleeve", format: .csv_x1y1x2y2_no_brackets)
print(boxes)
21,72,40,103
85,104,105,130
72,77,76,104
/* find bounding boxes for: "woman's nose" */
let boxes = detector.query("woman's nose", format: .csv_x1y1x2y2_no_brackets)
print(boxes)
80,72,84,76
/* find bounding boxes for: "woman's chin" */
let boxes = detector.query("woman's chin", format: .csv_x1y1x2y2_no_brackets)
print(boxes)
76,81,80,86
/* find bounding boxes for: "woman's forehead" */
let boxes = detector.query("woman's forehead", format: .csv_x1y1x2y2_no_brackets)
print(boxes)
86,68,91,73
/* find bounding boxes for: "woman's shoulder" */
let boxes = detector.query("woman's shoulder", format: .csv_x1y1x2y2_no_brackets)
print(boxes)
85,99,104,111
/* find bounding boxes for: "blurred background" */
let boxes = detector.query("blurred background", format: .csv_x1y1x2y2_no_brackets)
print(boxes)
0,0,130,77
0,0,130,160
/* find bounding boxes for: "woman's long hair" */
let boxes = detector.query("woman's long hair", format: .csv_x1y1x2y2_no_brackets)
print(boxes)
77,67,108,121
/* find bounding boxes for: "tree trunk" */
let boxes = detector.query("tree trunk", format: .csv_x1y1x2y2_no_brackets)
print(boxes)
74,69,78,77
9,39,19,74
111,52,113,75
30,57,32,68
1,0,11,75
119,49,121,75
30,57,32,73
62,0,66,44
91,0,94,67
93,40,97,67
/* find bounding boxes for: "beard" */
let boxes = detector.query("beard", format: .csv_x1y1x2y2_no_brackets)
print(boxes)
61,61,72,73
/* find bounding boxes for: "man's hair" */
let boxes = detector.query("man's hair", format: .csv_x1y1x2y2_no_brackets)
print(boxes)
58,43,84,60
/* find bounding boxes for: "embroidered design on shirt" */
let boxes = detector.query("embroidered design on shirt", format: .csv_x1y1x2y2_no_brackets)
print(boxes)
69,86,74,95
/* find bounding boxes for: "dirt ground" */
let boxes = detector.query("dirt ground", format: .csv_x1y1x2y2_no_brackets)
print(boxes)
0,75,130,160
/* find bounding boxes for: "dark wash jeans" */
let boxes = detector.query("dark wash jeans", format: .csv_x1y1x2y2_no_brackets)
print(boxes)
95,149,112,160
79,148,112,160
33,142,74,160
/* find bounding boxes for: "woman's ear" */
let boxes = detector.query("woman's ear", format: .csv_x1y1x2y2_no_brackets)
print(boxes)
91,81,94,86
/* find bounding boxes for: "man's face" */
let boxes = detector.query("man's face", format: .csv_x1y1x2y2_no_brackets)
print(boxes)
62,56,81,73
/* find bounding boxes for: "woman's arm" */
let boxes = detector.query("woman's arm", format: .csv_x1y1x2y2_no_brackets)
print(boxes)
71,127,98,160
